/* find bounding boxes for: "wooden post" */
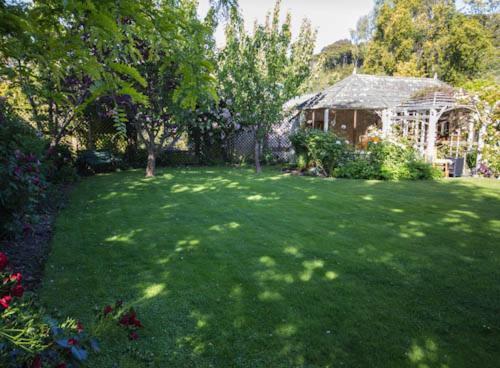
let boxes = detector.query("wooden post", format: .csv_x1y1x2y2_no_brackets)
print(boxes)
352,109,357,145
312,110,316,129
419,118,426,155
324,109,329,132
467,119,475,151
475,121,487,174
299,110,306,128
426,109,438,162
381,109,392,138
403,111,409,137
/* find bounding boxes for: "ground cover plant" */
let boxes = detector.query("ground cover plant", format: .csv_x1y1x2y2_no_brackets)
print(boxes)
40,167,500,367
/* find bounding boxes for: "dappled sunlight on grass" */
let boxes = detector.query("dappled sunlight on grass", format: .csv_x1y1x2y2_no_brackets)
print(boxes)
39,167,500,367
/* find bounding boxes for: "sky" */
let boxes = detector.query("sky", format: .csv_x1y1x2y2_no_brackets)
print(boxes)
198,0,375,53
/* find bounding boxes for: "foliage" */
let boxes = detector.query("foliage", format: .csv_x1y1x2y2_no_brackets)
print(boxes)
186,99,239,164
363,0,493,84
0,100,46,237
357,141,440,180
290,129,352,175
108,1,221,177
0,252,100,367
461,79,500,176
219,0,316,172
332,157,377,179
45,145,78,184
0,0,152,148
306,40,360,92
75,151,122,176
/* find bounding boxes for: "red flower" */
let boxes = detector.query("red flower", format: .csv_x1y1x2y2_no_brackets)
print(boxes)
31,355,42,368
128,331,139,340
103,305,113,315
119,314,130,326
9,272,22,284
0,295,12,309
76,321,84,333
67,338,78,346
11,284,24,297
56,363,67,368
0,253,8,270
130,315,143,328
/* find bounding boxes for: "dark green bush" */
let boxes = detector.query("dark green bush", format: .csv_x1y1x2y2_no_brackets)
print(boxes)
333,156,376,179
335,142,441,180
76,150,123,175
0,100,47,236
289,129,352,175
291,129,441,181
45,144,78,183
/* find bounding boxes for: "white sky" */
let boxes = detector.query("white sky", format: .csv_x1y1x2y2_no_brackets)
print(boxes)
198,0,375,53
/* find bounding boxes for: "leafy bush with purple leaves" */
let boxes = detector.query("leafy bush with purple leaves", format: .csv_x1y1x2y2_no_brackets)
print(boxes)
0,100,47,237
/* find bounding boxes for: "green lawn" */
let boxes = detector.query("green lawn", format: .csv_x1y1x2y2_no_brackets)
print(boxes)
40,167,500,367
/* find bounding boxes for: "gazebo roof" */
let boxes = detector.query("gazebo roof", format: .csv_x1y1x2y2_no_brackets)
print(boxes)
299,73,450,110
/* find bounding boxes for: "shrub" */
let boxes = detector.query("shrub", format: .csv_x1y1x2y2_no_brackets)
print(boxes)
0,101,47,237
75,150,122,175
0,251,100,367
406,160,443,180
334,156,376,179
367,141,416,180
45,144,78,184
290,129,352,175
325,138,440,181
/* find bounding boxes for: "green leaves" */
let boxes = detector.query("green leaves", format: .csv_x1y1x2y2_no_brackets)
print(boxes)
110,63,147,88
364,0,493,83
219,0,315,129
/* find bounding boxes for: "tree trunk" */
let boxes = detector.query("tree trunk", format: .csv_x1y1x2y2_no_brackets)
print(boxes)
254,136,261,174
146,148,156,177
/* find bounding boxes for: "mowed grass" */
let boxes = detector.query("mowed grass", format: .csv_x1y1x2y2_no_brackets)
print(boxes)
40,167,500,367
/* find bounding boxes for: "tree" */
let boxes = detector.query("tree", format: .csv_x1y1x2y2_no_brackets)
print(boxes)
462,79,500,176
364,0,493,83
219,1,315,173
119,1,220,177
0,0,151,149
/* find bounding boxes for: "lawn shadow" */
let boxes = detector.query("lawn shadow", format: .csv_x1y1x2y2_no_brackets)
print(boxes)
41,168,500,367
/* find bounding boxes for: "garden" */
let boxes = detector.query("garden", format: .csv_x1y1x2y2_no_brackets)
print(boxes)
1,0,499,367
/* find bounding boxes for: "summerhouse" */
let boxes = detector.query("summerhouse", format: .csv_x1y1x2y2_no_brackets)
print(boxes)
297,72,476,166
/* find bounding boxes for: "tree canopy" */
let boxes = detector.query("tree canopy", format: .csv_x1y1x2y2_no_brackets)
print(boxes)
363,0,494,83
218,0,316,172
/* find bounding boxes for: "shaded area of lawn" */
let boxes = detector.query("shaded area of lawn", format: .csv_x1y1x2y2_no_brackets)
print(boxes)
40,167,500,367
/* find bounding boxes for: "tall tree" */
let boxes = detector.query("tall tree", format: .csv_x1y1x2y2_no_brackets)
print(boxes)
219,1,315,172
0,0,152,149
364,0,493,83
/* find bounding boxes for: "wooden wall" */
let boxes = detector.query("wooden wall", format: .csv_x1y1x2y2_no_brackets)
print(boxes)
304,109,380,146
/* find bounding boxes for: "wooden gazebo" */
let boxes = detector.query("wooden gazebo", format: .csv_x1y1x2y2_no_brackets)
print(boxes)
297,72,476,166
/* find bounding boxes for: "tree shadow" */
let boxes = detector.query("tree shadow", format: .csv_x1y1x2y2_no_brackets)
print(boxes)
40,168,500,367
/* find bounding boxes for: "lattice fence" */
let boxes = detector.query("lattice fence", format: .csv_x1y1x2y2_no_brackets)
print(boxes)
228,114,300,162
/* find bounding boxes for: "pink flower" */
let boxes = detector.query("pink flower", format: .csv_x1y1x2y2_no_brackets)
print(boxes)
128,331,139,340
0,295,12,309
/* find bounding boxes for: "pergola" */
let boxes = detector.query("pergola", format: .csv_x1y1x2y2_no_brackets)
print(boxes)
381,88,475,163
